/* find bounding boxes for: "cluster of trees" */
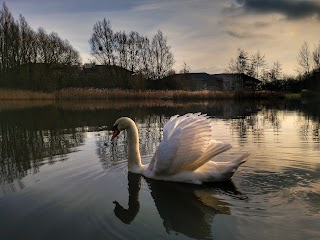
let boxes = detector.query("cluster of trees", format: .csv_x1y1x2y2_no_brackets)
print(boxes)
0,3,175,91
0,3,80,90
226,49,282,82
89,19,174,80
226,44,320,93
297,41,320,75
296,41,320,92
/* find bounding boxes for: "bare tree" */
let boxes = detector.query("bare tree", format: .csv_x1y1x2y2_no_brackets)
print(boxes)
179,61,191,74
297,41,311,75
89,20,175,80
127,31,142,72
313,42,320,71
269,61,282,81
114,30,128,69
138,37,152,78
60,39,80,65
36,27,51,63
19,15,37,64
150,30,174,79
250,51,266,79
89,18,116,65
0,2,19,73
227,48,249,74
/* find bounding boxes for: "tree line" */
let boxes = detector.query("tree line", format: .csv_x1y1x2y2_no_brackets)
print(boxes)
226,43,320,92
226,49,282,82
295,41,320,93
297,41,320,75
0,2,80,90
0,2,175,91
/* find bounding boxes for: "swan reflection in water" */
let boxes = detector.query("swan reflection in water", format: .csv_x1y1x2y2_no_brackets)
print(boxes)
113,173,245,239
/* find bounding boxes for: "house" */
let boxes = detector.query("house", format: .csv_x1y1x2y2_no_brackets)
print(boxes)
173,73,222,90
175,73,260,91
213,73,261,91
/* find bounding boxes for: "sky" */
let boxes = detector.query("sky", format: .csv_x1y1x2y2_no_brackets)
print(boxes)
6,0,320,76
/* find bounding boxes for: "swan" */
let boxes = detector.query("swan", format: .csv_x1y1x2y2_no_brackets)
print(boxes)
111,113,249,184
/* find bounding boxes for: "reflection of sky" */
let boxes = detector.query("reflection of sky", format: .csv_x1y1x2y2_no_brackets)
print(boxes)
212,109,320,175
6,0,320,75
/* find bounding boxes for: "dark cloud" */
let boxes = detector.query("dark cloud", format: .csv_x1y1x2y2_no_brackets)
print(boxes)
225,30,249,39
253,21,271,28
235,0,320,20
225,30,270,39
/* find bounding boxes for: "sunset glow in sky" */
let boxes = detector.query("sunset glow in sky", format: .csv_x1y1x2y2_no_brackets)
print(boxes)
7,0,320,76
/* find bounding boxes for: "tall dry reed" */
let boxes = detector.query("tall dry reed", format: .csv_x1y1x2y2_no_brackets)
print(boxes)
54,88,174,100
0,89,54,100
55,88,284,100
0,88,285,101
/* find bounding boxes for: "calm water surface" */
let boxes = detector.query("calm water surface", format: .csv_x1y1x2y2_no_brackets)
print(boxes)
0,100,319,240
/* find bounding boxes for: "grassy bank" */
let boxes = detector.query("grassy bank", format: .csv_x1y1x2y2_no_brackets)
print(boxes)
284,93,301,99
0,88,286,101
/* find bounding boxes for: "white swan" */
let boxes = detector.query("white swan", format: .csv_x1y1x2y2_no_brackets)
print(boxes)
111,113,249,184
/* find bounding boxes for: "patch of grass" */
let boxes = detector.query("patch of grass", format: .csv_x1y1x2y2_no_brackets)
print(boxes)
284,93,301,99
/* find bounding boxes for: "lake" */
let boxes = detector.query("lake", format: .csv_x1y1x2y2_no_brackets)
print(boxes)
0,99,319,240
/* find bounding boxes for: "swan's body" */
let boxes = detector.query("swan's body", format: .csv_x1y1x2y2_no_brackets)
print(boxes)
111,113,249,184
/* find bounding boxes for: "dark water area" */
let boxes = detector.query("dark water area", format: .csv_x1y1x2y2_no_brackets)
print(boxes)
0,99,319,239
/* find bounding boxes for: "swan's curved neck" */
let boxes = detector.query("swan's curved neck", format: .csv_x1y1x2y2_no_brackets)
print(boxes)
126,120,143,173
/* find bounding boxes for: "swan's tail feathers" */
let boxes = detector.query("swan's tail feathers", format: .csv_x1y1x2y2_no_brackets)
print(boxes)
231,152,250,168
221,152,250,180
184,143,232,171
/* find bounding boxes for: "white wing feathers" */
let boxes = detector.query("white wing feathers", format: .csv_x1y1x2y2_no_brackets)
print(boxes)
151,113,231,175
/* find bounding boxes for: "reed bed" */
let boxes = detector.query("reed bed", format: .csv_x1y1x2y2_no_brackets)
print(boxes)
55,88,285,100
55,99,211,111
0,88,285,101
0,89,54,100
54,88,174,100
0,100,54,111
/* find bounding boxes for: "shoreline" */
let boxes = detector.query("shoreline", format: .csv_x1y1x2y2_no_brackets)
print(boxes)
0,88,290,101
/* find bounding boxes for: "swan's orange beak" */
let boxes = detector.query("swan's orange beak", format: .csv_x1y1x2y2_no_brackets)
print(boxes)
111,129,120,140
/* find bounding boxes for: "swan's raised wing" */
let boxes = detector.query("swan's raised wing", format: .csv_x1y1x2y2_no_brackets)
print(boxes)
151,113,221,175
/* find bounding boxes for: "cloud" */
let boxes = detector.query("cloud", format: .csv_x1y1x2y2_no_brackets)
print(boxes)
234,0,320,20
224,30,270,39
8,0,137,14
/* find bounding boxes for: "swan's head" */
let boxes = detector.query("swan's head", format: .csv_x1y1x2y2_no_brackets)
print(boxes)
111,117,133,140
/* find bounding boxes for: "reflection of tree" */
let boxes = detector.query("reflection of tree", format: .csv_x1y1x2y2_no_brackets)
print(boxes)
0,124,84,185
300,102,320,148
97,115,166,168
96,136,129,169
228,108,282,143
0,109,85,186
113,173,244,239
299,115,320,150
